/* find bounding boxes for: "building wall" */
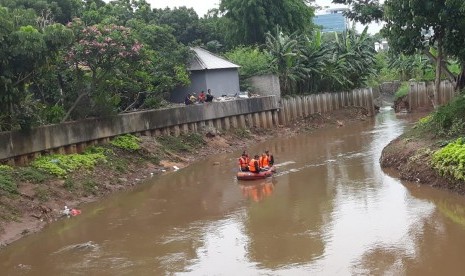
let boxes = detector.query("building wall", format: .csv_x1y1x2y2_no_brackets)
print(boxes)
205,68,240,97
247,74,281,97
171,71,207,103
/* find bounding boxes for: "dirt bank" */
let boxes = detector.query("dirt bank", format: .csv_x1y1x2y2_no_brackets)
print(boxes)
0,107,369,248
380,127,464,195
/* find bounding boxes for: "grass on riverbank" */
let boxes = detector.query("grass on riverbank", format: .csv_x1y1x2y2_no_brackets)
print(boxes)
382,93,465,190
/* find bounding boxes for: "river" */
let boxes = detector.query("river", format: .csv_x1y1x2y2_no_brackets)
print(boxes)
2,108,465,275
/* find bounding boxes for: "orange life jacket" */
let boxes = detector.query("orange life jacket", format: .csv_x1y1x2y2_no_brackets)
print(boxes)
267,153,274,165
259,155,269,167
249,159,259,172
239,157,248,169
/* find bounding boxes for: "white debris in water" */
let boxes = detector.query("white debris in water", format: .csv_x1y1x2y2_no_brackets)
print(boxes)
173,166,179,171
274,161,296,167
53,241,99,254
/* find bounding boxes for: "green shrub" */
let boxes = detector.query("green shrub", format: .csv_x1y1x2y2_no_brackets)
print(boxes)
40,104,65,124
0,174,18,195
184,133,205,148
16,167,50,183
157,133,205,153
429,96,465,137
158,135,191,152
394,82,409,99
432,138,465,181
32,151,106,177
110,134,141,151
0,165,13,172
234,128,251,139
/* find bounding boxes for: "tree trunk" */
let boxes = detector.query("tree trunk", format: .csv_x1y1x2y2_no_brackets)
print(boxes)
61,93,86,123
434,38,443,109
423,49,455,83
456,62,465,91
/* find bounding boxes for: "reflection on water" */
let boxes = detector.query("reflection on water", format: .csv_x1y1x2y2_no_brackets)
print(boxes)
239,179,275,202
3,109,465,275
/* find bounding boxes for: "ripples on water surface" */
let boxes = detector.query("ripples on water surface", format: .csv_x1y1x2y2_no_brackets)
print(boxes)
3,109,465,275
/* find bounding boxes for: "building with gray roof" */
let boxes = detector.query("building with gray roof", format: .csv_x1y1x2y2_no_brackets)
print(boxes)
170,47,241,103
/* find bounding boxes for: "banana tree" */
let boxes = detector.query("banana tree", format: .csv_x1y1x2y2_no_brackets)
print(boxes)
265,26,309,95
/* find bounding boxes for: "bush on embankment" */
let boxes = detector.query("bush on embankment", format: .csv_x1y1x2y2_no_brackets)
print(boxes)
414,94,465,138
394,82,409,100
382,93,465,187
432,138,465,181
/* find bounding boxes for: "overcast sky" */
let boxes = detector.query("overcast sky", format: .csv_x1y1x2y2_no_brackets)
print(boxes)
146,0,220,16
142,0,383,34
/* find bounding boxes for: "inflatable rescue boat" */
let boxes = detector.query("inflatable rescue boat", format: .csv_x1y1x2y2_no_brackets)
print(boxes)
236,166,276,181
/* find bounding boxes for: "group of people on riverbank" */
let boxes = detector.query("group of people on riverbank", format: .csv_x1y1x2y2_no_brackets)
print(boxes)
238,150,274,173
185,89,214,105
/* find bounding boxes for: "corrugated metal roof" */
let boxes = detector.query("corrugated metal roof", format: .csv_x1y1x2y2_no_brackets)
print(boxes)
188,47,240,71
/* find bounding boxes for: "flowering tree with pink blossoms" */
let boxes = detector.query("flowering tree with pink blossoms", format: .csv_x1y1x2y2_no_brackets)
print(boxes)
63,19,147,121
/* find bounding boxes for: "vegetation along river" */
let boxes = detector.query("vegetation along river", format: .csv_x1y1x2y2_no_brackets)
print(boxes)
2,108,465,275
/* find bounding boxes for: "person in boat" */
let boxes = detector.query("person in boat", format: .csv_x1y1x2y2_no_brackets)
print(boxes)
259,152,269,169
238,152,249,171
248,155,261,173
265,150,274,166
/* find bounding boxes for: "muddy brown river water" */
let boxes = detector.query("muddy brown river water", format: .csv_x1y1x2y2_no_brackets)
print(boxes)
2,108,465,275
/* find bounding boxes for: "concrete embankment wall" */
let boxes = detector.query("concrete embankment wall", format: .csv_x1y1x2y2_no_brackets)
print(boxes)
278,88,375,125
1,88,375,165
0,97,279,164
408,81,457,111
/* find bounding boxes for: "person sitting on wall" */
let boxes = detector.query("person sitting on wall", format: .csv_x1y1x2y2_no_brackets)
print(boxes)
248,155,261,174
206,89,214,102
198,91,206,103
184,93,193,105
190,93,197,104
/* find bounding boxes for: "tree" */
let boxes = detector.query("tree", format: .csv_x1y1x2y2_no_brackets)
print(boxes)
265,26,309,95
63,19,144,120
224,46,274,90
331,0,383,24
0,7,73,130
129,20,190,104
220,0,314,46
153,7,202,45
198,9,228,51
0,0,83,24
442,0,465,89
382,0,460,103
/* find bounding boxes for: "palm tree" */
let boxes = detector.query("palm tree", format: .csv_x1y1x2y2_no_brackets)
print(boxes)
265,26,308,95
